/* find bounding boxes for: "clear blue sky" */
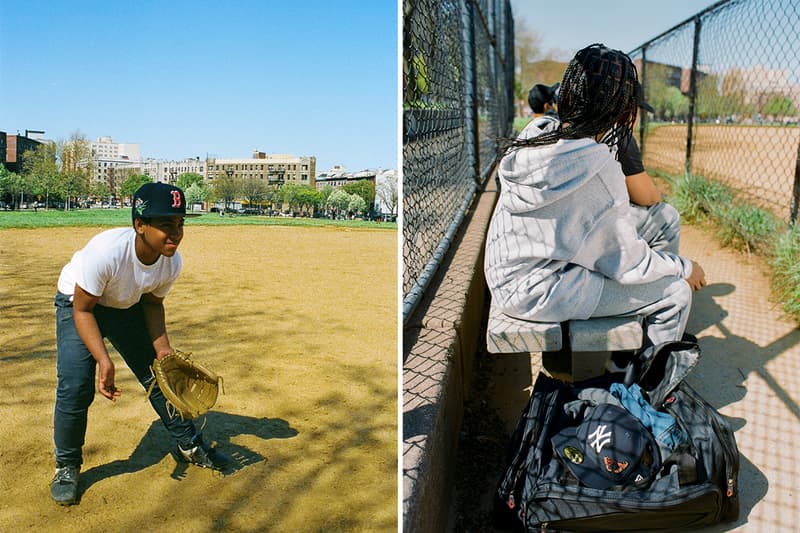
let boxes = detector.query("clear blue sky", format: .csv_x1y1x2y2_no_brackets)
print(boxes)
0,0,398,173
510,0,716,59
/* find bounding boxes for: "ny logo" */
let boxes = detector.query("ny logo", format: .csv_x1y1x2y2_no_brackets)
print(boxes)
587,424,612,453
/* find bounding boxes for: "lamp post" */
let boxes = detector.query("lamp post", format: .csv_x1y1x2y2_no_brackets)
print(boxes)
226,168,234,213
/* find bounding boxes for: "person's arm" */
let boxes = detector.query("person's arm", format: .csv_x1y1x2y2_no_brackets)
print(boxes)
73,285,121,400
140,292,173,359
618,135,662,206
625,171,662,206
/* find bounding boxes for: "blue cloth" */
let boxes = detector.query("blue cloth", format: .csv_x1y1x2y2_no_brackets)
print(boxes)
54,291,197,467
609,382,689,452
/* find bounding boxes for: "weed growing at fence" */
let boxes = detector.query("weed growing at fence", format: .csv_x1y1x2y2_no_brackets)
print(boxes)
670,174,733,224
771,226,800,319
670,173,778,254
716,203,781,255
668,171,800,322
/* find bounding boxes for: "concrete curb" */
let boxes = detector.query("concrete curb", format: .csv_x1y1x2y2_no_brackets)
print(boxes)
402,180,499,532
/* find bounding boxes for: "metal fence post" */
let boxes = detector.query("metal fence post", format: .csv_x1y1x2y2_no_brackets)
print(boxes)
791,139,800,224
463,0,479,185
639,45,648,157
685,15,701,177
506,6,515,137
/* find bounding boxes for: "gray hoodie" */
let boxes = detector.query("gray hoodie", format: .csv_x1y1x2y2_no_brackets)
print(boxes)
485,123,692,322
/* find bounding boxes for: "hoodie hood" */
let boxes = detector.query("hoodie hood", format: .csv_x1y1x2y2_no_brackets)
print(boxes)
498,128,617,214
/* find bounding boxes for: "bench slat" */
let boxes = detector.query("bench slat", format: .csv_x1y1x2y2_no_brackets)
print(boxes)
568,316,644,351
487,304,643,354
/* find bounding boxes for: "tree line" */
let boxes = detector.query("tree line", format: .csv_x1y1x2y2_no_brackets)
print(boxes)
512,21,799,124
0,131,396,219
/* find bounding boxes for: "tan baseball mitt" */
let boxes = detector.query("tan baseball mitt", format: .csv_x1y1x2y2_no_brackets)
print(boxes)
148,350,221,420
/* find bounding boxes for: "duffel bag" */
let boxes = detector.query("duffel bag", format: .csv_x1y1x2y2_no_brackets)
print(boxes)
494,341,739,532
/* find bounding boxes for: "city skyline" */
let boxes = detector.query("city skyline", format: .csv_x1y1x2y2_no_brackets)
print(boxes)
0,0,398,173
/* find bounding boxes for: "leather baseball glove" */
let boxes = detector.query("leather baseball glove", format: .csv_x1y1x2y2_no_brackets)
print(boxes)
148,350,221,420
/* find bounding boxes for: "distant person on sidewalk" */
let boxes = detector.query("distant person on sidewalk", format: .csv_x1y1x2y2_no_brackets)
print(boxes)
486,43,706,348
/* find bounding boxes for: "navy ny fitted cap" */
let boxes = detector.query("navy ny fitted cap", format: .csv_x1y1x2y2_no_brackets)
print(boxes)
551,403,661,490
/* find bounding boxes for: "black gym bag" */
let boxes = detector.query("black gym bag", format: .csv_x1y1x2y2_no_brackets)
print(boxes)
494,341,740,532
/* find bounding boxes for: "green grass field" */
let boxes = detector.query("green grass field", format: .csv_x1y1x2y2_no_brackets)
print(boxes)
0,209,397,229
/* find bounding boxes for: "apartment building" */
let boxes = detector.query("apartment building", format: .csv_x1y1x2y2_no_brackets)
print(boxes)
3,133,42,173
315,166,376,190
206,151,316,188
141,157,206,184
89,136,142,184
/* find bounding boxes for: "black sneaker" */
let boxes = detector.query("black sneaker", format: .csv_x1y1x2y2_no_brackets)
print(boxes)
50,465,79,505
175,437,230,472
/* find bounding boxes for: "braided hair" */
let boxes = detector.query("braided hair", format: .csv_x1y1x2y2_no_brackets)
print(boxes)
505,44,642,156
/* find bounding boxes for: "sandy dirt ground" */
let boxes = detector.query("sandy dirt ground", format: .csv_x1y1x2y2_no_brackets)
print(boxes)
0,225,397,532
643,125,800,219
455,222,800,531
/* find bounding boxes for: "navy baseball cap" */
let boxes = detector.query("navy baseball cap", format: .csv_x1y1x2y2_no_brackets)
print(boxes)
551,404,661,489
132,182,199,221
636,83,655,113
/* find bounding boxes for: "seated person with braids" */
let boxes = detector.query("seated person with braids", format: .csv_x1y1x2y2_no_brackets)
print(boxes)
485,44,706,349
526,79,681,256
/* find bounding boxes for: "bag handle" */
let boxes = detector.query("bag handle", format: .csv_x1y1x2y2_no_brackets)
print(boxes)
624,340,701,406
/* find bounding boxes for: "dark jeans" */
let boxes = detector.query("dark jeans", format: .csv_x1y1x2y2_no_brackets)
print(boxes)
54,292,197,467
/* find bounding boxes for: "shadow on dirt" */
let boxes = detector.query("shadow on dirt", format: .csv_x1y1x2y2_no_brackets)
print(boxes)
78,411,298,499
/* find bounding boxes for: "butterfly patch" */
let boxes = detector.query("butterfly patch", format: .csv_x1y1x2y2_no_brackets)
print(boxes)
603,456,630,474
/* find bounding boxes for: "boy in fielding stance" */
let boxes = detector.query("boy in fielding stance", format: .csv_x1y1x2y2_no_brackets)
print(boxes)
51,182,227,505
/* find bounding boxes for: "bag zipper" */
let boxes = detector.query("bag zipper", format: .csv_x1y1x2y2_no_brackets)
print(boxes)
664,383,739,498
530,482,720,511
500,377,564,509
672,386,738,501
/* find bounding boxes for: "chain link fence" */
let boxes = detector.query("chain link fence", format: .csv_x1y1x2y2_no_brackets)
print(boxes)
630,0,800,222
403,0,514,323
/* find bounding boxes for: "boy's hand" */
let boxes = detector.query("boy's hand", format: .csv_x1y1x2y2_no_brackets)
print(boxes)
687,260,707,291
98,357,121,400
155,347,174,360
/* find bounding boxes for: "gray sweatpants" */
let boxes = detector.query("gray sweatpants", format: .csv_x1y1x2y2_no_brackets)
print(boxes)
591,202,691,347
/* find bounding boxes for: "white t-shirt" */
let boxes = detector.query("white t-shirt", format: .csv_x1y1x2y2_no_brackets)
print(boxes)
57,227,182,309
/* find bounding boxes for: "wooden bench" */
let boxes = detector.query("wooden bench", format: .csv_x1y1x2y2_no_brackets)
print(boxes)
486,303,644,382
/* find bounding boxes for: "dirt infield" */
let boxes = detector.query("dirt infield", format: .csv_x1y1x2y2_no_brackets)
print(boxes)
0,225,397,532
643,124,800,218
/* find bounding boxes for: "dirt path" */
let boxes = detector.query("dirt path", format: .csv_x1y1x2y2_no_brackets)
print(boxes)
0,225,397,532
643,125,800,219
